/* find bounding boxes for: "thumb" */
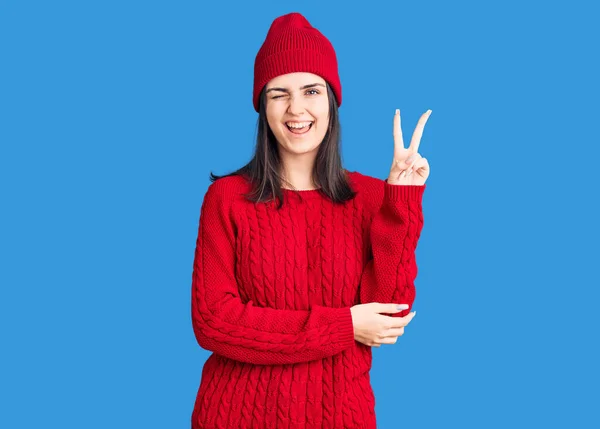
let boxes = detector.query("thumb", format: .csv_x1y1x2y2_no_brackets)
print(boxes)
376,303,409,314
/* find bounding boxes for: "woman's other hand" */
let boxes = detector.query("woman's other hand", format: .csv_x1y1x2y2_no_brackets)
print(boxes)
350,303,417,347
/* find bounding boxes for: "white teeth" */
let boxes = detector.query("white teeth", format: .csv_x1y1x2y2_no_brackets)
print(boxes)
286,121,312,129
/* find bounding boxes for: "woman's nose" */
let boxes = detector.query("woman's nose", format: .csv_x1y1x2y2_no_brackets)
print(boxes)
287,95,305,115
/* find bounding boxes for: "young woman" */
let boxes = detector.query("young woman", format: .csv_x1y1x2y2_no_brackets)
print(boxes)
190,12,431,429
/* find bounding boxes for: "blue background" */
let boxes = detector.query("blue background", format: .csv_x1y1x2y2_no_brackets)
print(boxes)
1,0,599,428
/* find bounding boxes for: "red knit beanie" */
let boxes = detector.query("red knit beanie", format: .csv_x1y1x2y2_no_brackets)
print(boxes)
253,12,342,112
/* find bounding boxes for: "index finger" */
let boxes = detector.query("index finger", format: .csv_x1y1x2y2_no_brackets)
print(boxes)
393,109,405,154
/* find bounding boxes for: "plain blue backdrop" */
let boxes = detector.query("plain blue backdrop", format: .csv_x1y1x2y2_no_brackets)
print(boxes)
1,0,599,428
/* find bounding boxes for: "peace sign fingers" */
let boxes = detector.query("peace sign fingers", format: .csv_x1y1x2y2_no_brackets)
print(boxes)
387,108,432,186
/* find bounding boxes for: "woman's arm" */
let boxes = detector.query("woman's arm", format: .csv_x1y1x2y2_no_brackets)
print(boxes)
358,180,426,318
191,179,355,365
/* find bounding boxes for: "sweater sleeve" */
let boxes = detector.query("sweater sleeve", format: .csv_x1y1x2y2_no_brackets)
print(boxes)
191,179,356,365
358,180,426,318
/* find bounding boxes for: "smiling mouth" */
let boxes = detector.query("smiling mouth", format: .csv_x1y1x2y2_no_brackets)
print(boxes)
285,122,313,135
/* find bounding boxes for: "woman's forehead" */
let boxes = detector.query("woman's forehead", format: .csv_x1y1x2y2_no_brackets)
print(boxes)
267,72,325,88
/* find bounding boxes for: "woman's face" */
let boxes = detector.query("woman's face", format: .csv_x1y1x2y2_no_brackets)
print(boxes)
265,72,329,156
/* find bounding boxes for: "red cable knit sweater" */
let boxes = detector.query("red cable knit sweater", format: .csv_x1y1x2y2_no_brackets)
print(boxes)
190,170,425,429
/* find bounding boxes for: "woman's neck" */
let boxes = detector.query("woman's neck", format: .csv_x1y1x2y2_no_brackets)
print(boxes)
280,169,317,190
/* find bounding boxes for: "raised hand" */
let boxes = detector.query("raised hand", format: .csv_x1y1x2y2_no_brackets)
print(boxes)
387,109,431,186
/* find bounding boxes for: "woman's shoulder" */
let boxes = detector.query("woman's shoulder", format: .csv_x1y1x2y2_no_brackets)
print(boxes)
204,174,252,205
346,169,386,200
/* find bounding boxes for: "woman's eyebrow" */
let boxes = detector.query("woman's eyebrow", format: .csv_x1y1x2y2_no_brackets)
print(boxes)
266,83,325,93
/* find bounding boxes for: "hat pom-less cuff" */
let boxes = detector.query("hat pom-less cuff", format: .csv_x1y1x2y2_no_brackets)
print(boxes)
253,49,342,112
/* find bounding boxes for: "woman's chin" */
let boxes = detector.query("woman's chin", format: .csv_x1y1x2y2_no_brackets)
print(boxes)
281,141,320,155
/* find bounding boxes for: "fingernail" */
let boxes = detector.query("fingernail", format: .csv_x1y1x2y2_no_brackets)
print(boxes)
395,109,399,115
405,154,415,164
397,304,408,310
413,311,417,316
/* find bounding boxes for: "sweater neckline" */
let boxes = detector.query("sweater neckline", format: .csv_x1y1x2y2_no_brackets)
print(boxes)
281,187,323,199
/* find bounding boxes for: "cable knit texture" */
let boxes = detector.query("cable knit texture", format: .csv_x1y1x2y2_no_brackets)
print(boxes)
190,171,425,429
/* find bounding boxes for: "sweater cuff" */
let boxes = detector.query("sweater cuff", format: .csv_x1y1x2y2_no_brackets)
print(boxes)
335,307,356,348
384,181,426,202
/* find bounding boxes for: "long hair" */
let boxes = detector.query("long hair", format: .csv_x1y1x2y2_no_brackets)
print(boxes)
209,82,357,209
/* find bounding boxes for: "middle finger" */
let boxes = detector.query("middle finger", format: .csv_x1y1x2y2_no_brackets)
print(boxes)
409,110,432,153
